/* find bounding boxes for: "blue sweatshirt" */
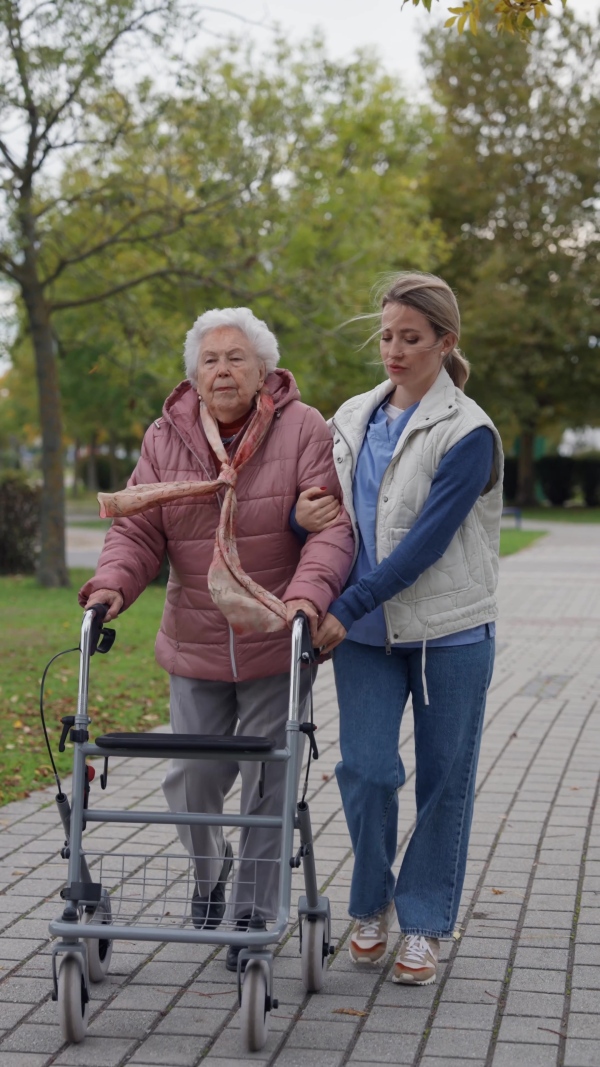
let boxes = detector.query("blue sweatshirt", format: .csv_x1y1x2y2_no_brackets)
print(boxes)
326,402,495,647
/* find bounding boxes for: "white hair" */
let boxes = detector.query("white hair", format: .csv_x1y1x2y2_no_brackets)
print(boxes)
183,307,280,385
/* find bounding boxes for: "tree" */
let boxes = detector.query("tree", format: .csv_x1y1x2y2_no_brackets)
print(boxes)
422,11,600,503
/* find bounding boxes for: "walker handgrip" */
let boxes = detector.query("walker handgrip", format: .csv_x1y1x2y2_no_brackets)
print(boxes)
294,610,317,665
86,604,116,657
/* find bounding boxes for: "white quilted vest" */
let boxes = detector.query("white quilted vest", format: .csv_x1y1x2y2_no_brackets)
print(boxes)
331,368,504,643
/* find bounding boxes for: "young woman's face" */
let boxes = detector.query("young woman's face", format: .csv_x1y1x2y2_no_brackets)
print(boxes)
380,303,454,402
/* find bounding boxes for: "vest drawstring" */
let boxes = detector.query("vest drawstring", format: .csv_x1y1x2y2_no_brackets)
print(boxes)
421,619,430,707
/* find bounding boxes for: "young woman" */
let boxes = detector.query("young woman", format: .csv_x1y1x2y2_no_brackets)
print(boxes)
309,272,503,985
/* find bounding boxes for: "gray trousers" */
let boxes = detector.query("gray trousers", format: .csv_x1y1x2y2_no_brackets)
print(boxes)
162,669,313,921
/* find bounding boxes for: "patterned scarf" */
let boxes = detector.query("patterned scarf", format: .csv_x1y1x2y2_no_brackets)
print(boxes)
97,391,287,635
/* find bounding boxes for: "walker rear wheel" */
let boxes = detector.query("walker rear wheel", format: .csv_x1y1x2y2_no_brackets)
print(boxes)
240,959,269,1052
301,916,327,992
57,954,89,1043
83,892,113,982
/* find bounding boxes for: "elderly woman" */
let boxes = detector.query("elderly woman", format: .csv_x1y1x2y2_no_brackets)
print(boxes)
79,307,353,970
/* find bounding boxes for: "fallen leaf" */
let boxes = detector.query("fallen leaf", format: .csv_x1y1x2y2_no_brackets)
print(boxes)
491,888,505,895
321,773,330,781
333,1008,368,1017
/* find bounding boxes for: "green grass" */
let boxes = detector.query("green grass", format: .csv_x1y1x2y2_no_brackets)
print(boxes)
68,520,112,530
0,526,548,806
0,569,169,806
520,507,600,523
499,529,546,556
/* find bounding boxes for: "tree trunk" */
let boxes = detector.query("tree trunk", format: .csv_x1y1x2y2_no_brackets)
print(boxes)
108,429,119,491
22,279,69,587
87,431,98,492
516,427,537,507
71,438,81,498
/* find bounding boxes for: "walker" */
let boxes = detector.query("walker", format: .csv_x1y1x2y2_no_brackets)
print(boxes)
46,606,331,1052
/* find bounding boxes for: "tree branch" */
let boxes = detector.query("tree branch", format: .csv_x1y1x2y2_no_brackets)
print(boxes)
41,3,168,142
40,184,244,286
50,267,269,310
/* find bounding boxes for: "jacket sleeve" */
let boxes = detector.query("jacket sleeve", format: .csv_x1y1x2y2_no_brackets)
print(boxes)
282,408,355,617
78,425,167,613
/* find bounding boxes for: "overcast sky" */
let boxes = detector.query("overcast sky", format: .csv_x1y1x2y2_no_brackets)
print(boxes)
200,0,600,93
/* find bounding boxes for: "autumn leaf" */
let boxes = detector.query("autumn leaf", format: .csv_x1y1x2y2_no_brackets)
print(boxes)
333,1008,369,1017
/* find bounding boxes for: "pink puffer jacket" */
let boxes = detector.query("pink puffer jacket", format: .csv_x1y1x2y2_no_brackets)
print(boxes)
79,370,354,682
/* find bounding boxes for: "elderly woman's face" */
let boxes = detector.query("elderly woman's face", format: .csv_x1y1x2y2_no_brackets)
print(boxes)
197,326,266,423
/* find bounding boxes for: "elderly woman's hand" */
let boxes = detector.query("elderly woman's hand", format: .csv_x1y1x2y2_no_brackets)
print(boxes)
314,613,347,655
284,598,320,641
83,588,124,622
295,487,341,533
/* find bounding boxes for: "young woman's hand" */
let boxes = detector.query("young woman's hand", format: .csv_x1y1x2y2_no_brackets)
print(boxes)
295,487,341,533
83,588,124,622
315,613,347,654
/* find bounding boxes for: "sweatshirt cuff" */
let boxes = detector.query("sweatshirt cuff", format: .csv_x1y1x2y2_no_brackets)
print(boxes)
328,596,361,632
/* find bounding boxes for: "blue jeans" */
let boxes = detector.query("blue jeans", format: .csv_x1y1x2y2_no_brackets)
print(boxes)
333,636,495,938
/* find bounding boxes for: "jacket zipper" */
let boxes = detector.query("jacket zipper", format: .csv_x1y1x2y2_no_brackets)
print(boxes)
331,418,361,567
229,626,238,680
372,408,457,648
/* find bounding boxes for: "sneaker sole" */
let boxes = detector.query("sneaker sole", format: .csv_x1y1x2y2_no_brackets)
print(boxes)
392,970,437,986
349,950,386,966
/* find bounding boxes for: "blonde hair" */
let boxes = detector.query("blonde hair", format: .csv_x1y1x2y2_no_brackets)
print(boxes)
378,271,470,390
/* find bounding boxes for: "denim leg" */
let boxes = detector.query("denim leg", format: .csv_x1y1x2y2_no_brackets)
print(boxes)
333,640,410,919
395,637,495,937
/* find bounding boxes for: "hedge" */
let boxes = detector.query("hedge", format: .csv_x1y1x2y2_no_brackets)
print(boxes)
0,472,41,575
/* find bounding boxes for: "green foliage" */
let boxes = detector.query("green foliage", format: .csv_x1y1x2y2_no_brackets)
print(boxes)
0,568,169,805
406,0,564,39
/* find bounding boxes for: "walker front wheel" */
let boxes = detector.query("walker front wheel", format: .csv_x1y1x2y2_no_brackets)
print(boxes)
301,916,327,992
240,960,269,1052
57,954,89,1043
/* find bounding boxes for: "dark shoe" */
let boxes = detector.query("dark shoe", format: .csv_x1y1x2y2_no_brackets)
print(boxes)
225,913,267,972
191,840,233,930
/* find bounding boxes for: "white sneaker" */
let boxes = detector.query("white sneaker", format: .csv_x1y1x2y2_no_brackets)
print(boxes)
349,901,396,964
393,934,440,985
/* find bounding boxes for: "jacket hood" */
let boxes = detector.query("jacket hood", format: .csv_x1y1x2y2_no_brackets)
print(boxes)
162,368,301,429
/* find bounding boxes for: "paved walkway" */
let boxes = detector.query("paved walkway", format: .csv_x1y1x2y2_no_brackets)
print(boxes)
1,523,599,1067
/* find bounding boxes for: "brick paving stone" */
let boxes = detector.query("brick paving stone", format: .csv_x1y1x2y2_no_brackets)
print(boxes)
152,1006,229,1035
284,1019,359,1050
423,1028,492,1059
563,1040,600,1067
504,990,565,1016
53,1036,138,1065
496,1015,563,1043
0,1055,51,1067
491,1042,560,1067
0,1022,64,1053
348,1030,421,1063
